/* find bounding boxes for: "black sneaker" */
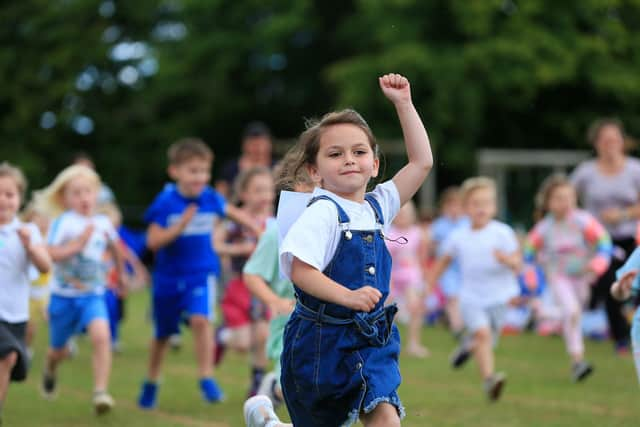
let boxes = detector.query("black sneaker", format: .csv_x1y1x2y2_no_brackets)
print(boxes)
484,372,506,402
41,371,57,399
449,343,472,369
572,361,593,382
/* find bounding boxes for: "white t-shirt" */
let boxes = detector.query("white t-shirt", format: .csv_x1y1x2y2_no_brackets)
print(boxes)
0,218,43,322
280,181,401,280
441,220,520,308
48,211,118,297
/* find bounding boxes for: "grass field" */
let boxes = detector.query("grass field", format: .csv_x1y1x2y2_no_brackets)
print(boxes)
4,290,640,427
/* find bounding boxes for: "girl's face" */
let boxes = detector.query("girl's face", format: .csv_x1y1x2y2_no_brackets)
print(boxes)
0,176,21,224
309,124,379,202
393,202,416,228
547,184,576,219
241,173,275,215
595,125,624,160
63,176,98,216
442,196,462,218
464,187,496,228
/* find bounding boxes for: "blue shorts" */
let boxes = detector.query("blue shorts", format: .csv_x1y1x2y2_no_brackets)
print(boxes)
152,277,217,339
48,294,109,350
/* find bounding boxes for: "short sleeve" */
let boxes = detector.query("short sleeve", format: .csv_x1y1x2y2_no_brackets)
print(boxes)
210,190,227,217
47,215,68,245
244,224,279,283
616,247,640,293
27,223,43,246
370,180,401,230
97,216,118,242
629,158,640,193
440,231,460,259
279,200,338,279
500,224,519,253
144,193,170,227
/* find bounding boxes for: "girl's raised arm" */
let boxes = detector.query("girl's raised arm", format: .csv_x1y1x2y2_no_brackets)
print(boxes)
380,73,433,206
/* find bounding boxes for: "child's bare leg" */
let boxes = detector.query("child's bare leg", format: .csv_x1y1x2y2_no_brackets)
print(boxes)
45,346,69,376
361,402,401,427
190,315,213,377
147,338,169,381
472,327,493,379
406,294,428,357
0,352,17,403
446,298,464,334
25,322,35,349
251,320,269,368
225,326,252,352
87,319,111,391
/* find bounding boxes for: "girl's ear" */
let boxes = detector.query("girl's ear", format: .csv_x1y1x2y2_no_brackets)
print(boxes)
371,157,380,178
307,164,322,186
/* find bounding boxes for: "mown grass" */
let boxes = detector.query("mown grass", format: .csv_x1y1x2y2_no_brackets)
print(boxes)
5,291,639,426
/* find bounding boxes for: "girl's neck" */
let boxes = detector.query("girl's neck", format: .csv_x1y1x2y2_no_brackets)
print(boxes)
0,215,15,226
597,154,625,175
551,209,573,221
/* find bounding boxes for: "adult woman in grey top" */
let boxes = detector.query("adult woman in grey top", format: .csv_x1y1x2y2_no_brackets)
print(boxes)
571,118,640,354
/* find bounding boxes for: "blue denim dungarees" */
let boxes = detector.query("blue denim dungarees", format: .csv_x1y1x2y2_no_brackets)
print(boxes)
281,194,404,427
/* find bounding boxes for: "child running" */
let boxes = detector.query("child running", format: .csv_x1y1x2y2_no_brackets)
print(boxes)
258,73,432,427
430,187,468,338
0,163,51,425
214,166,274,396
242,151,315,426
385,200,430,357
524,174,612,382
37,164,124,414
611,247,640,384
429,177,521,402
138,138,261,409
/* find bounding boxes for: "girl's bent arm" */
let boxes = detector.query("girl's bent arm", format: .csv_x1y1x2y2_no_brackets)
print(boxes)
27,243,52,273
291,257,381,312
226,205,263,238
379,74,433,206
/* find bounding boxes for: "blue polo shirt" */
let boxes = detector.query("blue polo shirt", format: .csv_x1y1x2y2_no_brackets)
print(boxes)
145,183,226,295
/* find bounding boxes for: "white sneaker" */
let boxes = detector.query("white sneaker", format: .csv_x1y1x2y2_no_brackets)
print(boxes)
243,395,282,427
93,391,115,415
256,372,283,409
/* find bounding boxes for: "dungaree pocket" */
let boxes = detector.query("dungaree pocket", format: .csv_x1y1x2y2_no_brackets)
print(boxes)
352,304,398,347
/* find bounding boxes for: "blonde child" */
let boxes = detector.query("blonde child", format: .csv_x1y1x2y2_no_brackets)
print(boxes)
36,164,125,414
429,177,521,401
214,166,274,396
0,163,51,425
255,73,433,427
430,187,468,337
524,174,612,381
385,200,430,357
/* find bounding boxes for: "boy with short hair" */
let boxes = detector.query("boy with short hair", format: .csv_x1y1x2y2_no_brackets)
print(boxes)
428,177,521,402
138,138,261,409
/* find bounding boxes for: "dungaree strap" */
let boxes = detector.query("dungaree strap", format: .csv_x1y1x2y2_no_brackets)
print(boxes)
307,195,350,224
364,194,385,225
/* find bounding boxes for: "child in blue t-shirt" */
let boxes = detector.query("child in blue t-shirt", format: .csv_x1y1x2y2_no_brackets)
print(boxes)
138,138,261,409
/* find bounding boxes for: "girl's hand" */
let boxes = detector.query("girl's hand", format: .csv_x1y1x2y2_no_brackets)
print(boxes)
617,269,638,294
17,227,31,249
600,207,623,225
346,286,382,312
77,224,95,247
494,250,510,266
269,297,295,317
379,73,411,106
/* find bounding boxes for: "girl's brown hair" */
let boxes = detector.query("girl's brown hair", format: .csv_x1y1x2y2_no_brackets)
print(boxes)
231,166,273,205
534,173,574,220
290,109,378,184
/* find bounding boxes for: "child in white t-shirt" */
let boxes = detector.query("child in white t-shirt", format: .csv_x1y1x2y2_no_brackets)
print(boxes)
0,162,51,424
36,165,125,415
429,177,521,402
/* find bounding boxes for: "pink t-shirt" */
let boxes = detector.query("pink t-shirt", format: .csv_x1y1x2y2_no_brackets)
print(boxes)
386,225,425,294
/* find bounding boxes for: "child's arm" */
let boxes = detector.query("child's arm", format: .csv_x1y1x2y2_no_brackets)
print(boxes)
290,257,381,312
225,204,263,238
522,227,543,291
611,270,637,301
121,244,150,289
581,213,613,277
379,73,433,206
18,227,51,273
213,221,256,257
495,250,522,273
107,238,128,295
426,254,452,291
48,224,94,262
244,273,294,316
146,204,197,251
